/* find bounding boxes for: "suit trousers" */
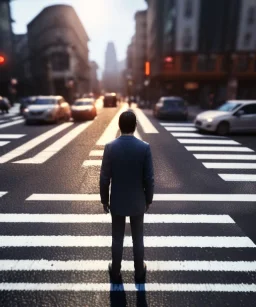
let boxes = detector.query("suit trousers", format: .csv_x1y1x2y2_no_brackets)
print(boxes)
111,214,144,276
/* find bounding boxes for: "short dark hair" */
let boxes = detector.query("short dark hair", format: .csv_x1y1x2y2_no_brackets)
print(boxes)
119,111,137,134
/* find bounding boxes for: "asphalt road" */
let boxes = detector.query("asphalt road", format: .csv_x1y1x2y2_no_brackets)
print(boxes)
0,102,256,306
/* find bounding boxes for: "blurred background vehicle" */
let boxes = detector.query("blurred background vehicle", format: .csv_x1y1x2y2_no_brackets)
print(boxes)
103,93,117,107
194,100,256,135
0,96,11,114
24,96,71,124
153,97,188,120
71,98,97,121
19,96,37,115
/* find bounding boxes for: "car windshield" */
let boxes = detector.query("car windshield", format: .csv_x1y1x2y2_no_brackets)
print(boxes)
164,100,185,107
74,101,93,106
34,98,56,105
217,102,241,112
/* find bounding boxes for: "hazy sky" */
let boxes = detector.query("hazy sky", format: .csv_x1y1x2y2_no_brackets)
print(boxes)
11,0,147,75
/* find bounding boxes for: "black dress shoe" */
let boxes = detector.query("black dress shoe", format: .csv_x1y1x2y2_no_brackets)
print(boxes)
108,263,122,284
134,262,147,284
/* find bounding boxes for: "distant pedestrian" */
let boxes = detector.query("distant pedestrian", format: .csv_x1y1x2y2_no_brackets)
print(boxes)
100,111,154,284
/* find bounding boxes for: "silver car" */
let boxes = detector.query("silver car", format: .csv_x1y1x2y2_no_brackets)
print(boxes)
195,100,256,135
24,96,71,124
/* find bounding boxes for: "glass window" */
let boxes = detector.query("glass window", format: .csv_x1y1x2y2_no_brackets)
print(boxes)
182,55,192,71
51,52,69,71
197,55,206,71
218,102,241,112
164,100,185,108
247,7,255,25
244,33,252,47
184,0,193,18
240,104,256,114
74,100,93,106
34,98,57,105
183,28,192,49
238,55,249,72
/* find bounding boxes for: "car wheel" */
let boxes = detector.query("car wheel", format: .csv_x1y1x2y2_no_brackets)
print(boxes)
216,121,230,135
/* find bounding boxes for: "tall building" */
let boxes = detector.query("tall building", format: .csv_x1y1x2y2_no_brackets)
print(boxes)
0,0,14,97
27,5,90,101
145,0,256,106
103,42,118,92
89,61,100,96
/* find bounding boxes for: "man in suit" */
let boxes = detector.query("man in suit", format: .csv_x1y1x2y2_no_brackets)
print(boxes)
100,110,154,284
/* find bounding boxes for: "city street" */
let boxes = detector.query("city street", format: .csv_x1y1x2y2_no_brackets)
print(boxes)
0,101,255,306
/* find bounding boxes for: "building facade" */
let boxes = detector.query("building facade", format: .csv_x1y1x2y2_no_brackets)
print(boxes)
146,0,256,107
27,5,90,102
0,0,14,97
103,42,119,92
89,61,100,96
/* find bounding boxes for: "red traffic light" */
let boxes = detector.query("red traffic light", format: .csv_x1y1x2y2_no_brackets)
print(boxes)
0,55,5,64
165,57,173,63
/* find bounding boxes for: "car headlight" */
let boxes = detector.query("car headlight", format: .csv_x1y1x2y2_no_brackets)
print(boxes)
207,118,213,122
24,108,29,113
45,108,54,114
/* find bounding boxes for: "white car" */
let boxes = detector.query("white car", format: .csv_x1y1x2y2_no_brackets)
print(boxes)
24,96,71,124
194,100,256,135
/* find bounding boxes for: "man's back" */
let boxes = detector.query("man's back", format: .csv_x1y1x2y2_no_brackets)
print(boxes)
100,135,154,216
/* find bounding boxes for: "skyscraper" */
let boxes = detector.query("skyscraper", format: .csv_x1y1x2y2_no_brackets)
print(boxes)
103,42,119,92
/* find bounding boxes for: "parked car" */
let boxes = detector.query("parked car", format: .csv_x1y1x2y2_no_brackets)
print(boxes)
103,93,117,107
71,98,97,121
19,96,37,115
195,100,256,135
153,96,188,120
0,96,11,114
24,96,71,124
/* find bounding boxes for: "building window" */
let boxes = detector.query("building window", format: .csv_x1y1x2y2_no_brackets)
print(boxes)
51,52,69,71
244,33,252,47
238,55,249,72
197,55,206,71
221,56,229,72
183,28,192,49
184,0,193,18
197,55,216,72
182,55,193,71
247,7,255,25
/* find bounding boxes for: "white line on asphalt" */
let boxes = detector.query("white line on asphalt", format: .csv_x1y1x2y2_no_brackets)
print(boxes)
178,139,239,145
194,154,256,160
0,119,24,129
0,260,254,272
14,122,92,164
0,134,25,139
134,129,142,139
26,193,256,202
11,116,23,120
0,141,10,146
0,283,255,292
219,174,256,182
160,123,194,127
204,163,256,169
96,105,128,145
165,127,197,131
0,192,7,197
171,133,227,138
0,236,254,247
133,108,158,133
89,150,104,156
82,160,102,167
0,214,234,224
185,146,253,152
0,123,73,163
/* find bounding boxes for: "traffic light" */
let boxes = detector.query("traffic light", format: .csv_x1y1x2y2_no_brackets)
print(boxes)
145,61,150,76
164,56,174,71
0,55,5,65
164,57,173,63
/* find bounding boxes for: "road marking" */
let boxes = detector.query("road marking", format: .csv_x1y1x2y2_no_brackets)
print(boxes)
0,134,25,139
171,133,226,138
133,108,158,133
0,236,254,247
219,174,256,182
0,119,24,129
14,122,92,164
0,214,234,224
161,123,194,127
0,283,255,292
26,193,256,202
96,105,128,145
0,192,7,197
178,139,239,145
0,260,254,272
11,116,23,120
134,129,142,139
185,146,253,152
194,154,256,160
82,160,102,167
165,127,197,131
0,123,73,163
89,150,104,156
0,141,10,146
204,163,256,169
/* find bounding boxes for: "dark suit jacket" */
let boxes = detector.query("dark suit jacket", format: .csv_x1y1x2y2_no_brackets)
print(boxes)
100,135,154,216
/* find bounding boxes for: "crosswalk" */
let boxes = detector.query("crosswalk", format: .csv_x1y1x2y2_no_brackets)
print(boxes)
0,192,255,297
161,122,256,182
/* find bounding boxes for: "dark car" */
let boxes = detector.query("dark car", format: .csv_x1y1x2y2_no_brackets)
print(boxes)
20,96,37,115
153,97,188,120
71,98,97,121
0,97,11,114
103,93,117,107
